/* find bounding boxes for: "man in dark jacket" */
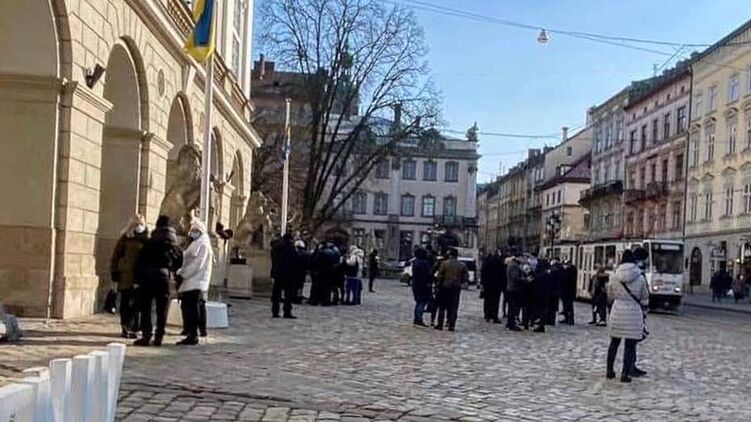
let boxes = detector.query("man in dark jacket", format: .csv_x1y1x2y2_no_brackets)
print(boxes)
545,259,563,326
481,251,504,323
434,248,469,331
411,248,433,326
368,249,379,293
134,215,182,346
270,233,298,318
505,254,527,331
560,260,578,325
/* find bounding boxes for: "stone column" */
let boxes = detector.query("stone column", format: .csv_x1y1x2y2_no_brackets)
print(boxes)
138,134,173,224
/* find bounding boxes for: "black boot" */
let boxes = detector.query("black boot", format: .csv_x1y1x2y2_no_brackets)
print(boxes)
176,337,199,346
606,370,616,379
133,337,151,347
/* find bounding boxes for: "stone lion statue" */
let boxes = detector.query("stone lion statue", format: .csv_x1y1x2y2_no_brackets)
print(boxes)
160,145,201,232
233,191,275,251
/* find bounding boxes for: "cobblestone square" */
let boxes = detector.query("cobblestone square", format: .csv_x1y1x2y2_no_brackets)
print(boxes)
4,280,751,421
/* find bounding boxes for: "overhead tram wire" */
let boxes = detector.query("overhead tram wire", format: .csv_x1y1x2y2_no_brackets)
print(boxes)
443,129,560,140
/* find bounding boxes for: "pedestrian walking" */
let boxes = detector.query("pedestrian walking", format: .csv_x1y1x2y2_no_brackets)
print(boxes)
270,233,298,318
589,267,609,326
344,246,364,305
368,249,379,293
480,250,503,323
434,248,469,332
411,248,433,326
134,215,183,347
505,254,527,332
710,266,732,303
175,219,213,346
606,250,649,383
560,260,577,325
110,214,149,339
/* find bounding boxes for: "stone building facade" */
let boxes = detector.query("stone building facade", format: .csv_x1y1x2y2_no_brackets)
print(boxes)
685,20,751,289
341,131,479,261
0,0,260,317
623,66,690,241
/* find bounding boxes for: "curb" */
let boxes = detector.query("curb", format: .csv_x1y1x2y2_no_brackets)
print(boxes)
682,301,751,315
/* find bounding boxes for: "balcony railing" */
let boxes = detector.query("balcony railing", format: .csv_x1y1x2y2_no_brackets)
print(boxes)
434,215,477,228
166,0,252,118
646,181,669,199
580,180,624,204
623,189,645,204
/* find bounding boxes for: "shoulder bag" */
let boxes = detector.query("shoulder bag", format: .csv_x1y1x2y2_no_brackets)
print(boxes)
620,281,649,341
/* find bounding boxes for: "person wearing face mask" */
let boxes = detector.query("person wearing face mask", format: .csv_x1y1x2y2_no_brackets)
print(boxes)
110,214,150,338
175,219,214,345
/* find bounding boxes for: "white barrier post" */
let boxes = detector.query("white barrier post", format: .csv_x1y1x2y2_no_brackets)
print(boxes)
0,383,35,422
88,351,109,422
20,367,52,422
70,355,95,422
49,359,72,422
105,343,126,422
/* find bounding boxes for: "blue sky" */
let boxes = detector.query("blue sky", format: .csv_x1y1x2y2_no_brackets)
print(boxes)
404,0,749,182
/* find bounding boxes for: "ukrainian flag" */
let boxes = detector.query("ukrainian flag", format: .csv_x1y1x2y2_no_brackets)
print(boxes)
185,0,217,63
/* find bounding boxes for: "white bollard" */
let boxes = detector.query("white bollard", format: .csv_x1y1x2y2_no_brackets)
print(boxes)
0,383,35,422
70,355,95,422
105,343,126,422
20,367,52,422
88,351,109,422
49,359,72,422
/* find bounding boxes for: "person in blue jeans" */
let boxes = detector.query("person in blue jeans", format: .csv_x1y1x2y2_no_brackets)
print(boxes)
411,248,433,326
344,246,364,305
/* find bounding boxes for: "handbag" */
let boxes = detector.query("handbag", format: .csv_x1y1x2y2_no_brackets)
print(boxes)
620,281,649,340
103,290,118,314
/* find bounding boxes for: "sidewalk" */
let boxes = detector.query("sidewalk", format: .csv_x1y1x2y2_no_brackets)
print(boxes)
682,292,751,314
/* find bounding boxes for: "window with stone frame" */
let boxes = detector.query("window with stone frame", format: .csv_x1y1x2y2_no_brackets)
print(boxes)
637,209,645,234
444,161,459,182
677,106,687,133
691,134,701,167
704,192,714,220
374,230,385,251
400,194,415,217
706,127,716,162
375,159,390,179
423,160,437,181
661,159,669,182
727,123,737,155
729,74,741,103
352,191,367,214
626,212,634,236
402,159,416,180
724,186,734,217
744,183,751,214
672,201,682,230
353,228,365,248
659,204,667,232
746,118,751,150
421,195,435,217
652,118,659,144
709,86,718,111
443,196,457,217
629,130,637,155
231,0,248,78
663,112,671,140
675,154,684,181
374,193,389,215
689,194,698,222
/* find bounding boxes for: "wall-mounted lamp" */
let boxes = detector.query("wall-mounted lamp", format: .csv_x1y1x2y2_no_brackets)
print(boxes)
85,64,106,88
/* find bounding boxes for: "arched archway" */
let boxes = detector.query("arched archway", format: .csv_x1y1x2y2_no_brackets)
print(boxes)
96,41,148,284
166,94,193,192
229,152,245,229
690,247,703,287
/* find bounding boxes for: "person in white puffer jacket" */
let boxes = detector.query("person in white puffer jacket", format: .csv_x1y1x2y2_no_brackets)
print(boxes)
176,219,214,345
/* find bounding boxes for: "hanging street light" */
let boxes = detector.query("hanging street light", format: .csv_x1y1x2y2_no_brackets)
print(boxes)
537,29,550,45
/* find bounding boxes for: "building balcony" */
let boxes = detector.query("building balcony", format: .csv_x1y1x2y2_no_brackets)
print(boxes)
434,215,477,228
645,181,669,200
623,189,645,204
580,180,624,205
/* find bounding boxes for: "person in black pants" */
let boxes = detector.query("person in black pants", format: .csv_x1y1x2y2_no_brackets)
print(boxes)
505,254,527,331
480,250,504,323
176,218,213,345
560,260,578,325
134,215,182,347
270,233,299,318
434,248,468,331
368,249,379,293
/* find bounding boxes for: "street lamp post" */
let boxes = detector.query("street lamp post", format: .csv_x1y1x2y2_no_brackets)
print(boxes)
546,213,561,259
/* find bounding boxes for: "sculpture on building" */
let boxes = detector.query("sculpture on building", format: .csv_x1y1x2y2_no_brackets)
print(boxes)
159,144,201,232
232,191,275,254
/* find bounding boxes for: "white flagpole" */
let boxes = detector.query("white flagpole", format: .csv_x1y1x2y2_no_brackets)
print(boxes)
199,55,214,222
281,98,291,234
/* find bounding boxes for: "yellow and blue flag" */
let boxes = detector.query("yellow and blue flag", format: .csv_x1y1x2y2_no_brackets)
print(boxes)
185,0,217,63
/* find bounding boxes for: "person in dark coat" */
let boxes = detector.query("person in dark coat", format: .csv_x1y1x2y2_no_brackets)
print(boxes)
481,251,504,323
505,254,527,331
710,267,732,303
434,248,469,331
293,240,309,304
589,266,609,325
111,214,149,339
134,215,182,347
560,260,578,325
529,258,549,333
411,248,433,326
270,233,298,318
315,243,340,306
368,249,379,293
544,258,563,326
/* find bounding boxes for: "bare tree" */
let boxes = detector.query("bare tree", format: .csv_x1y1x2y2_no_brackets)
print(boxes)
257,0,440,235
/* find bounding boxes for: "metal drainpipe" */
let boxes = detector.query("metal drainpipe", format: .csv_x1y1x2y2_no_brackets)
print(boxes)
682,67,694,294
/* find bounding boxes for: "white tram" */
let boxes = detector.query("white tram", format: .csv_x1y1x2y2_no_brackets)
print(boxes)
542,239,684,310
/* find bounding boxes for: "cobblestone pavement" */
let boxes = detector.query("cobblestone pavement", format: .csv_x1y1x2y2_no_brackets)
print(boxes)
4,280,751,421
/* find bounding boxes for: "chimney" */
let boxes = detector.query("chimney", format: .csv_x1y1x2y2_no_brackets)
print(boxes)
258,54,266,80
561,126,569,143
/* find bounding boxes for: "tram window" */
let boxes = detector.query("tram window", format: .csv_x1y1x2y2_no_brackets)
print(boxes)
594,246,604,268
605,246,617,270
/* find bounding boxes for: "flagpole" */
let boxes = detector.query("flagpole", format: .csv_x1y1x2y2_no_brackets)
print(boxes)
200,55,214,222
281,98,291,234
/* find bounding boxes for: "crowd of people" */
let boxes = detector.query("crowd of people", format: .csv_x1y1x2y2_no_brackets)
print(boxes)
110,214,212,347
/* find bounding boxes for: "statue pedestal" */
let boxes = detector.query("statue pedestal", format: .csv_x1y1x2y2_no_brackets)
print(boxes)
227,264,253,299
247,248,273,298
